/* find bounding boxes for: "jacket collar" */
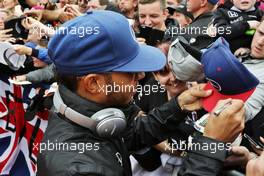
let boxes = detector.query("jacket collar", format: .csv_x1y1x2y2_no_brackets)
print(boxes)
193,12,213,23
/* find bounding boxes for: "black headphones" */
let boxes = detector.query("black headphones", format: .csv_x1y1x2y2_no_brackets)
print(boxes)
53,90,127,138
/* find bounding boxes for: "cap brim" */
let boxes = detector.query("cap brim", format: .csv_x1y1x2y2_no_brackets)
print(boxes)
202,83,256,112
113,44,166,72
179,40,202,61
174,8,194,20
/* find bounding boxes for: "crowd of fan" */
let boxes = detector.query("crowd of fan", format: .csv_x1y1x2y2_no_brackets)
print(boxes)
0,0,264,175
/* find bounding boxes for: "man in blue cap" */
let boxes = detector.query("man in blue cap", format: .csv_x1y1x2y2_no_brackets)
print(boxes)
37,10,245,176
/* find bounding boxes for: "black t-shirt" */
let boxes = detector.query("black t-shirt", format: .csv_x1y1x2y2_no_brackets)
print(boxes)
134,73,167,113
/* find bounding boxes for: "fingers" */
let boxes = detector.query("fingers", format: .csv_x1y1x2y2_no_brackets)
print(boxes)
0,33,13,38
190,83,212,98
65,12,75,19
0,29,13,39
24,10,43,21
246,153,264,175
5,38,16,43
16,75,26,82
220,99,244,117
234,48,250,57
260,136,264,144
65,4,75,12
231,146,249,156
213,99,244,117
234,49,240,56
0,28,13,34
24,9,39,15
188,82,198,87
216,99,245,132
137,37,146,44
63,5,81,17
14,44,22,50
212,98,232,112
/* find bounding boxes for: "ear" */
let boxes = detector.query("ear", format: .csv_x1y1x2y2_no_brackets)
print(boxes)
163,8,169,18
133,0,138,8
186,16,192,24
82,74,105,94
200,0,208,7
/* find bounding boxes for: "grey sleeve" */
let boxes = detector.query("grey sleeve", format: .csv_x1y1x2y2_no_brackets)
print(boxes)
26,64,55,83
245,83,264,121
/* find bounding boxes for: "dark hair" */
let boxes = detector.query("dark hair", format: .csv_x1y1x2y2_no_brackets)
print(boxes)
99,0,109,6
55,72,113,93
55,73,79,92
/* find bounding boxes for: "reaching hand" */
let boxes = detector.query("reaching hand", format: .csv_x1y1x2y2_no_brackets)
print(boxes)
204,99,245,143
178,83,212,111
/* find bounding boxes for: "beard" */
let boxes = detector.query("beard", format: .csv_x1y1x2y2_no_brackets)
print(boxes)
102,74,135,107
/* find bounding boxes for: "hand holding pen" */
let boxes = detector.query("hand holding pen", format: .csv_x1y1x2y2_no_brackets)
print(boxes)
204,99,245,143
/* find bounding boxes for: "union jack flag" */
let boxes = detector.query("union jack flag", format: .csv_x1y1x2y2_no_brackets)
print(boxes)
0,76,49,176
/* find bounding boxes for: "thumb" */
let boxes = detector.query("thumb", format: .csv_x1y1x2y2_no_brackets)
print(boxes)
260,136,264,144
190,85,212,98
231,146,248,156
14,45,19,51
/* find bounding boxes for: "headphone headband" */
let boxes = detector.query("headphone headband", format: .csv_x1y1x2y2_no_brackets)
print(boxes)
53,89,127,137
53,89,97,129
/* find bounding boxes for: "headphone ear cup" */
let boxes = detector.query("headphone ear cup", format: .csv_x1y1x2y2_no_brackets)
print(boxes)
91,108,126,138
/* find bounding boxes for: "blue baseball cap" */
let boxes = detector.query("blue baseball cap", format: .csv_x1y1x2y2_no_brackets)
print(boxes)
48,10,166,76
201,37,259,112
208,0,219,5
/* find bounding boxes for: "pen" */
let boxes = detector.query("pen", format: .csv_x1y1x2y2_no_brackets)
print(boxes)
213,101,232,116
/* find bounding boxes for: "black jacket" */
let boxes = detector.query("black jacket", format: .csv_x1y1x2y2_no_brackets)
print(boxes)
213,6,263,52
37,85,229,176
177,12,215,50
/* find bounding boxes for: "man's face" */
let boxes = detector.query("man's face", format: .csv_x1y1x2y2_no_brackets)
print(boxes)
172,12,191,27
166,0,179,7
3,0,16,10
78,0,89,13
154,42,187,97
60,0,76,4
103,72,145,107
154,65,187,97
88,0,101,10
138,1,167,30
186,0,202,13
232,0,256,11
119,0,136,14
251,21,264,59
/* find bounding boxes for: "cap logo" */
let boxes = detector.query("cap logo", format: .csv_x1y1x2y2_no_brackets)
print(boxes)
228,11,238,18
